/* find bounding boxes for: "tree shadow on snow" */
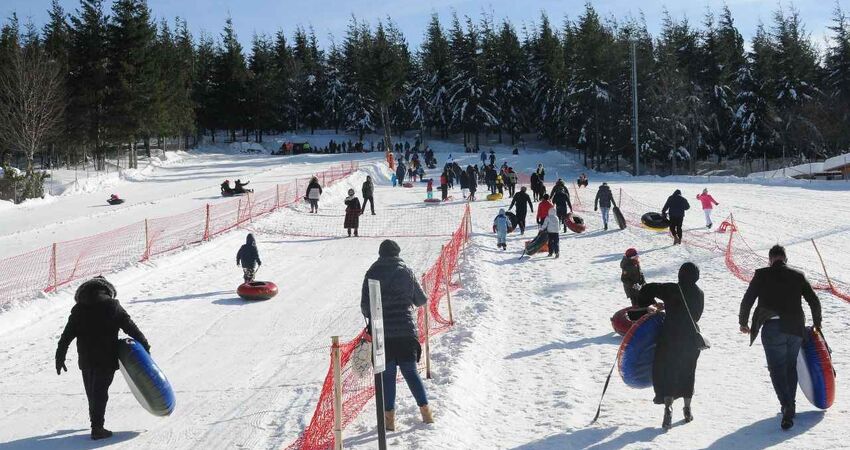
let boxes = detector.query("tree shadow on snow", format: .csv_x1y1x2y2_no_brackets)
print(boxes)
0,429,140,450
131,290,233,304
511,426,617,449
504,333,621,360
703,411,825,450
592,245,673,264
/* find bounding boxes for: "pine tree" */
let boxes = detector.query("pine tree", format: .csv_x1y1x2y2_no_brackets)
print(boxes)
247,33,276,142
528,13,569,145
213,17,248,142
324,42,345,134
341,18,375,140
41,1,71,165
824,2,850,152
493,20,527,144
193,32,216,141
271,30,295,132
173,18,196,148
418,14,451,137
368,20,408,149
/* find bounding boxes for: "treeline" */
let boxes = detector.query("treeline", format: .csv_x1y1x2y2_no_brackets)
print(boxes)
1,1,849,175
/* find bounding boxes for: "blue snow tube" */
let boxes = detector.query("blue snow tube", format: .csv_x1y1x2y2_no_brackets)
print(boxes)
117,338,176,416
797,326,836,409
617,312,665,388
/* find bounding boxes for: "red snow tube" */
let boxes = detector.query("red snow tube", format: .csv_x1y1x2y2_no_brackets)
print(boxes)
402,182,414,188
565,214,586,233
237,281,278,301
611,304,665,336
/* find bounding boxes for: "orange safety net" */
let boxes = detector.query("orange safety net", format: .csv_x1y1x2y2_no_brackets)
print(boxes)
284,203,471,450
0,161,359,309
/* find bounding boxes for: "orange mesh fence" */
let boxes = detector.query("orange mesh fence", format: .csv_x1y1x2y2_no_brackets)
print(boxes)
0,161,358,309
285,203,471,450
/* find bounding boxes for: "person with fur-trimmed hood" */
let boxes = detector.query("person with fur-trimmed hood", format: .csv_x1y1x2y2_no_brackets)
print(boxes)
620,248,646,306
361,240,433,430
237,233,262,282
344,189,361,237
540,207,561,258
55,276,150,441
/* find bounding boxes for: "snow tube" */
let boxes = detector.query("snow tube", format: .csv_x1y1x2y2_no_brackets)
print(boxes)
107,198,125,205
613,207,627,230
237,281,278,301
611,304,665,336
423,198,441,204
402,182,414,188
641,212,669,230
565,214,586,233
524,232,549,256
486,193,503,201
617,311,665,388
797,327,836,409
117,338,176,416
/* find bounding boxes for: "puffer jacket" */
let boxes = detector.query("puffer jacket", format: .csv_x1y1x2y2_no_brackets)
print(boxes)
541,209,560,233
360,257,428,341
236,234,261,268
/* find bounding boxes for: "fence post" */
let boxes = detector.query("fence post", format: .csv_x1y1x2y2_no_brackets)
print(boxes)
50,243,58,290
332,336,344,450
443,246,454,325
247,192,253,223
236,198,242,226
204,204,211,241
275,185,281,210
143,219,151,261
811,239,835,291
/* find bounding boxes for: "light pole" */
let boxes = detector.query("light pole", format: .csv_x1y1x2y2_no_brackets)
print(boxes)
631,41,640,177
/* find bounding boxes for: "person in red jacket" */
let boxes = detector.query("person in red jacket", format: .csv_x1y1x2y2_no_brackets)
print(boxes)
695,188,719,229
536,194,554,225
439,172,448,201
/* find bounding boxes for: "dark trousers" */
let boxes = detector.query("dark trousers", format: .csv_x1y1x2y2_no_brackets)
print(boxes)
669,216,684,240
507,184,515,197
761,320,803,409
441,185,448,200
362,196,375,214
547,231,560,255
82,368,116,429
516,213,527,234
382,359,428,411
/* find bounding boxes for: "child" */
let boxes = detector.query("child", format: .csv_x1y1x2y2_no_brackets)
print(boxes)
494,208,509,250
620,248,646,306
426,179,434,200
344,189,361,237
236,234,262,282
391,173,397,187
696,188,719,229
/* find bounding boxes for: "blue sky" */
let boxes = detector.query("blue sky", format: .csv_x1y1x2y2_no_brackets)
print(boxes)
1,0,840,50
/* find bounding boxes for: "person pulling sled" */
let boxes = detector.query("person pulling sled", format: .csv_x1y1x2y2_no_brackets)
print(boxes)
494,209,509,250
236,233,262,283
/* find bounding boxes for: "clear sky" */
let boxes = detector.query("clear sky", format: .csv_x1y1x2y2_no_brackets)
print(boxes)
1,0,840,51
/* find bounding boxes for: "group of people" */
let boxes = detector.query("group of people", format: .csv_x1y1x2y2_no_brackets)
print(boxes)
661,188,720,245
220,179,252,196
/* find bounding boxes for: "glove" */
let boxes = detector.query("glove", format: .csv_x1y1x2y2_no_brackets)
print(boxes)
143,343,151,354
633,283,642,291
55,358,67,375
594,207,598,211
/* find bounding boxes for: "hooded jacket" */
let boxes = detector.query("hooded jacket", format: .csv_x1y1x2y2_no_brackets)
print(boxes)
306,180,322,200
620,256,646,300
56,277,149,371
237,234,261,268
509,191,534,215
360,246,428,342
662,190,691,218
696,192,718,210
594,184,616,209
541,208,560,233
494,209,509,234
536,199,554,222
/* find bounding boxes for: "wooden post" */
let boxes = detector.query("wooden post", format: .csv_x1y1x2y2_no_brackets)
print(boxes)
50,243,58,290
443,246,454,325
247,192,253,223
275,185,281,209
811,239,835,290
236,198,242,225
204,204,211,241
143,219,150,260
331,336,344,450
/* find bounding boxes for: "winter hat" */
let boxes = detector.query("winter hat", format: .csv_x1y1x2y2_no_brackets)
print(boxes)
75,276,117,304
674,189,682,196
246,233,256,246
379,239,401,258
347,189,355,196
625,248,638,258
678,262,700,285
499,208,505,216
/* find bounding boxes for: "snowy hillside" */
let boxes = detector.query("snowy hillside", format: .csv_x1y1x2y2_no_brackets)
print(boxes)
0,137,849,449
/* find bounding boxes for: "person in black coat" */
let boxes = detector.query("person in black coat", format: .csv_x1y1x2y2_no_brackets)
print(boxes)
467,166,478,200
593,183,616,230
344,189,361,237
661,189,690,245
508,186,534,234
360,240,433,428
396,162,406,186
236,233,262,282
739,245,822,430
234,179,252,194
529,172,541,201
221,180,234,196
637,262,704,430
550,181,573,232
55,276,150,440
361,176,375,215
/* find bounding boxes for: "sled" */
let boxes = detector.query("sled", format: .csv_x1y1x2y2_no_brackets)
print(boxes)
641,212,669,231
423,198,442,204
486,193,503,201
617,311,665,388
237,281,279,301
107,198,125,205
402,182,414,188
519,231,549,259
565,214,586,233
797,326,836,409
613,206,626,230
117,338,176,416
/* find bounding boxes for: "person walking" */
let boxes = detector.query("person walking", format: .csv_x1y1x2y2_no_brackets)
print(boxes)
594,182,617,230
739,245,822,430
550,180,573,232
620,248,646,306
535,163,546,183
489,150,496,166
361,176,376,215
494,208,509,250
662,190,690,245
361,240,434,430
306,177,323,213
396,161,406,187
468,166,478,201
637,262,704,430
55,277,151,441
236,233,262,282
540,208,560,258
536,193,554,225
508,186,534,234
439,172,449,201
344,189,361,237
506,168,518,197
696,188,719,229
530,172,541,201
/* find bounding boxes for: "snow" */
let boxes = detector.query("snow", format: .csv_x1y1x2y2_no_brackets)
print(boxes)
1,135,850,449
823,153,850,172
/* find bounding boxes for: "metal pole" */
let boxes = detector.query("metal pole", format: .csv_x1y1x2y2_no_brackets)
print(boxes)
331,336,344,450
631,41,640,177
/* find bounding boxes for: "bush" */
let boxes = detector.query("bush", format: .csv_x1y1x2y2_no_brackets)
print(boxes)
0,163,49,203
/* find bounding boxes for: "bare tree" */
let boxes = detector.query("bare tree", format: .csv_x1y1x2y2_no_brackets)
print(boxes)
0,44,65,174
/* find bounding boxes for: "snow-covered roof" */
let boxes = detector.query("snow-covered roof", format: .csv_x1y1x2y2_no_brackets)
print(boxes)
823,152,850,171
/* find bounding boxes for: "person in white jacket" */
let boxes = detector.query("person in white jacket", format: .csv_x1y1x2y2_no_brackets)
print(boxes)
541,208,561,258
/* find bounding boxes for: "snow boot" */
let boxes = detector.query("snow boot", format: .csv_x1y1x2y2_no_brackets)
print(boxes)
420,405,434,424
683,407,693,423
662,397,673,430
781,416,794,430
604,224,608,230
385,410,396,431
91,428,113,441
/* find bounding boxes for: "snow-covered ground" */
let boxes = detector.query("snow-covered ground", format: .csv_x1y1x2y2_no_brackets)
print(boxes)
1,134,849,449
